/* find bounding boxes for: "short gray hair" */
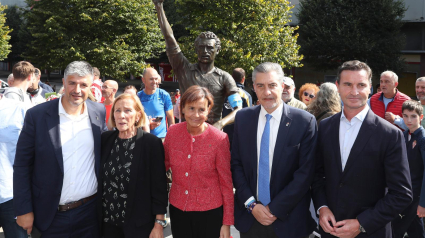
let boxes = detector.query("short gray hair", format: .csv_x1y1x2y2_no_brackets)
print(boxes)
381,70,398,83
417,77,425,83
252,62,284,83
7,73,13,82
64,61,94,82
307,82,341,117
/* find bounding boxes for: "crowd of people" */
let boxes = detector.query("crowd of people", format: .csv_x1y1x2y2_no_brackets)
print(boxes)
2,1,425,237
1,56,425,238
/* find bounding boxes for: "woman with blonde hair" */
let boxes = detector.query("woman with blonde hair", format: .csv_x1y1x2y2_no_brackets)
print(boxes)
307,82,341,124
98,93,168,238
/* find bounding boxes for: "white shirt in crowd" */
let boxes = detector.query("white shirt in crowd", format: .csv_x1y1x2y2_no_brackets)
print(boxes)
58,98,97,205
30,88,46,106
339,105,369,171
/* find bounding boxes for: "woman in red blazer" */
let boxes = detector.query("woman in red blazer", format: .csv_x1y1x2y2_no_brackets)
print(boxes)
164,86,234,238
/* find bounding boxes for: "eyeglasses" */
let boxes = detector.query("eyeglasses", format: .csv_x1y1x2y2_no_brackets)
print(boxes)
303,92,315,98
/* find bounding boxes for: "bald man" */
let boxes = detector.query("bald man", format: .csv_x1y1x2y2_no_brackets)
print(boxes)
102,80,118,124
137,68,174,139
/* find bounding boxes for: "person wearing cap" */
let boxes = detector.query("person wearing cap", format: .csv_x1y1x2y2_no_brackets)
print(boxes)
175,89,180,99
282,77,307,110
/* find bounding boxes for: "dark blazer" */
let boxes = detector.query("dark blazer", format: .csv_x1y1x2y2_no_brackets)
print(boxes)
312,110,413,238
403,127,425,204
13,99,107,231
231,104,318,238
97,128,168,236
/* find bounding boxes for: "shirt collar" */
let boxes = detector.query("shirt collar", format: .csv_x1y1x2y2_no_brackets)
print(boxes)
236,82,245,89
58,97,88,118
259,100,284,124
379,90,399,102
341,104,369,123
412,126,425,137
189,63,223,76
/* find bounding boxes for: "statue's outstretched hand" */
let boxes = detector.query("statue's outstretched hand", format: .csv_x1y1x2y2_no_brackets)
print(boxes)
152,0,164,4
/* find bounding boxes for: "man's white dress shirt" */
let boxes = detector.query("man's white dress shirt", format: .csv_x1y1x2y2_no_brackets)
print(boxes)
339,105,369,171
317,105,369,214
59,98,97,205
245,102,284,206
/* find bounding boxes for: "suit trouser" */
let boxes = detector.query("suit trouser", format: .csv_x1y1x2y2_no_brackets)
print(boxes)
240,219,311,238
169,204,223,238
37,197,99,238
392,197,425,238
0,199,27,238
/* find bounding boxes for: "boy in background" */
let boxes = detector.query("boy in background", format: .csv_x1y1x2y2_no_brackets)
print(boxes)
393,100,425,238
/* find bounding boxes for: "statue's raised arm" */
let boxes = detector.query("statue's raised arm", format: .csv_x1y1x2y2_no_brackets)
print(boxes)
152,0,178,50
152,0,243,130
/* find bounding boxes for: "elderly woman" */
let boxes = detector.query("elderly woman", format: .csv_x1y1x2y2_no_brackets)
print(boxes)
299,83,320,106
307,82,341,124
164,85,234,238
98,93,168,238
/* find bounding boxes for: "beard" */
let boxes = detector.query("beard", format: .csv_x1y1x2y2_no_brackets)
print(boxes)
281,91,294,102
417,93,425,101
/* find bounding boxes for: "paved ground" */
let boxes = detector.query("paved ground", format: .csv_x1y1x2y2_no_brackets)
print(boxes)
0,223,241,238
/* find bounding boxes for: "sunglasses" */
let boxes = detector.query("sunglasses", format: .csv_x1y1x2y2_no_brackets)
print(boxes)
303,92,315,98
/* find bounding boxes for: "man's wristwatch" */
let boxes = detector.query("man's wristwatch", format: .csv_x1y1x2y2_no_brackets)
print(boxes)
359,224,366,233
155,219,166,226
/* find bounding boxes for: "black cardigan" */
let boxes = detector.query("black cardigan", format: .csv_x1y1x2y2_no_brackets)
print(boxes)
97,128,168,236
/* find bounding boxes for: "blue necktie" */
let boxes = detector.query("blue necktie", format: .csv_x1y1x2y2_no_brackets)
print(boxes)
258,114,272,206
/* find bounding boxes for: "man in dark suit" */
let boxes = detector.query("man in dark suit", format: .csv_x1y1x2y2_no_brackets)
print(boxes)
13,61,107,237
312,60,413,238
231,62,318,238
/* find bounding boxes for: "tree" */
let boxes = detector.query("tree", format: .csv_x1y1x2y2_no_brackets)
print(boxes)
4,5,31,63
0,4,12,61
297,0,406,76
175,0,303,73
24,0,165,80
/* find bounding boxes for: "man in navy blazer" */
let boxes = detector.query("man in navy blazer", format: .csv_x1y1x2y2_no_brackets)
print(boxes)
312,60,413,238
13,61,107,237
231,62,318,238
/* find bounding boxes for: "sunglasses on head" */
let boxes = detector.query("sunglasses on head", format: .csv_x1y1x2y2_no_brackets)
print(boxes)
303,92,315,98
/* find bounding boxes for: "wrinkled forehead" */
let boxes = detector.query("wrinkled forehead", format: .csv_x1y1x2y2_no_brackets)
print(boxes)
380,73,394,82
146,71,160,79
416,80,425,87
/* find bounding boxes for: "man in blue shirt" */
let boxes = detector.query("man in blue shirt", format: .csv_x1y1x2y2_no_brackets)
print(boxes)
0,95,29,238
137,68,174,138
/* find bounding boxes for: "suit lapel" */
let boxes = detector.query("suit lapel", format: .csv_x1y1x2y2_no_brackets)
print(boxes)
271,104,292,181
46,99,64,174
87,100,102,178
342,110,377,175
329,113,343,174
249,106,261,191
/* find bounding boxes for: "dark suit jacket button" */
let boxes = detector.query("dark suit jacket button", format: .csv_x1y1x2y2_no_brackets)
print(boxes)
339,183,344,187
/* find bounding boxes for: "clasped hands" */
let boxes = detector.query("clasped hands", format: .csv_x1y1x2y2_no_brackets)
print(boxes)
319,207,361,238
252,204,277,226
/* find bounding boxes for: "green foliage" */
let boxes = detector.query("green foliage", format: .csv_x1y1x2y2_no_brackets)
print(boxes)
4,5,31,62
175,0,303,74
0,4,12,61
24,0,165,80
297,0,406,76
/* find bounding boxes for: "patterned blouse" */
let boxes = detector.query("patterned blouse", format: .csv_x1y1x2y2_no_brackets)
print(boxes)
102,135,136,225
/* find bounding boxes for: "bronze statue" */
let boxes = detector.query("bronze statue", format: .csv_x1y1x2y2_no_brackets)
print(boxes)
152,0,242,129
